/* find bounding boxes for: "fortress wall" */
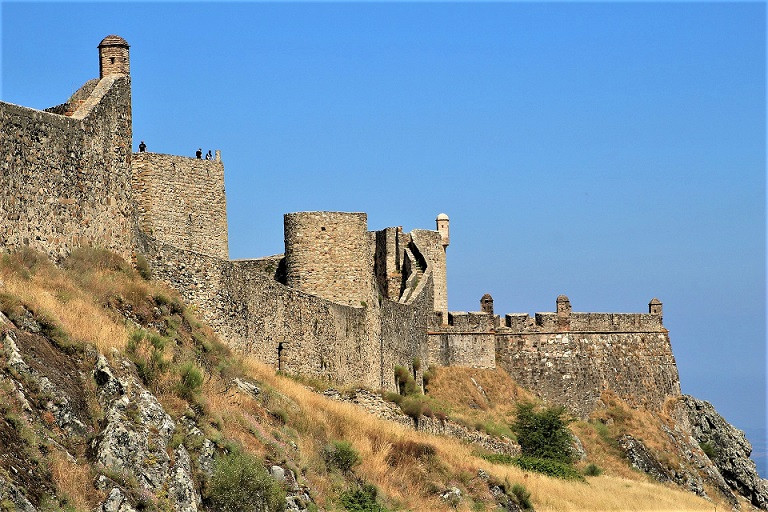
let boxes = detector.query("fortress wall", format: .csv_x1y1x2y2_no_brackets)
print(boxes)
428,312,496,368
0,76,134,260
529,312,664,332
411,229,447,319
142,238,380,388
379,273,433,390
131,152,228,260
284,212,374,307
495,331,681,418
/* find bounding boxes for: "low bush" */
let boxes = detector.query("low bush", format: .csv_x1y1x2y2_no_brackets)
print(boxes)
134,253,151,280
177,362,203,400
479,454,584,481
583,463,602,476
207,451,285,512
339,483,388,512
400,397,423,422
510,483,533,511
323,440,360,473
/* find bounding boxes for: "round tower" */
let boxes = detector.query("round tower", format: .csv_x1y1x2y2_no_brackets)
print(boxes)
98,35,130,78
436,213,450,247
283,211,373,307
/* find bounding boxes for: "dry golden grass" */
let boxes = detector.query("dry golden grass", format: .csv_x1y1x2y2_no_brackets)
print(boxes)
1,266,131,353
49,449,105,510
241,358,720,512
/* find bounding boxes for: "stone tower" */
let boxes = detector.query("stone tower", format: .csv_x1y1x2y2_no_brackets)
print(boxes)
283,211,373,308
556,294,571,330
480,294,494,315
649,298,663,318
436,213,450,247
98,35,130,78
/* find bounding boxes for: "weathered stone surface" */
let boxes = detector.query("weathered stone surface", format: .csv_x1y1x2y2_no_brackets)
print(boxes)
97,487,138,512
674,395,768,510
618,434,674,483
0,474,38,512
169,446,200,512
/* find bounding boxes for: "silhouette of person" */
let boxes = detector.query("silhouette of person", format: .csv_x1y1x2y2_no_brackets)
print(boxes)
139,141,146,152
206,150,212,160
196,148,202,159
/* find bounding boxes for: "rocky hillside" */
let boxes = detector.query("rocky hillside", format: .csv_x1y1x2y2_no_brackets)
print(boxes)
0,248,765,511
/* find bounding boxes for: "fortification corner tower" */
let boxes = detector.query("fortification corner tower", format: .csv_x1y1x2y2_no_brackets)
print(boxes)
98,35,130,77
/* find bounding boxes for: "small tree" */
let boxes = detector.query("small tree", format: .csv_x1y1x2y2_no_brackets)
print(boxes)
512,402,574,463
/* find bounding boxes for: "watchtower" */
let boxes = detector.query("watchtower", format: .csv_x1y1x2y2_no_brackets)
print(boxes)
436,213,450,247
98,35,130,78
649,298,663,317
556,294,571,330
480,294,494,315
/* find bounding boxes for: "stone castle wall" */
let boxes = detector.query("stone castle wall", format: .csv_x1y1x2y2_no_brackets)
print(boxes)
131,152,228,259
428,312,497,369
0,76,135,260
496,330,681,418
140,236,381,388
284,211,374,307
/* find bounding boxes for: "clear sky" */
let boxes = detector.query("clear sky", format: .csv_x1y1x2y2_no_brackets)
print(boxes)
2,2,765,475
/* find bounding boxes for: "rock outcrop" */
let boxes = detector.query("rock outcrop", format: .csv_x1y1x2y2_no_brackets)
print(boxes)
674,395,768,510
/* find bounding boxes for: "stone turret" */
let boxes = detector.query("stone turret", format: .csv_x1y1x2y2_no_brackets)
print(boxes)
98,35,130,78
649,298,663,318
481,294,494,315
556,294,571,330
436,213,450,247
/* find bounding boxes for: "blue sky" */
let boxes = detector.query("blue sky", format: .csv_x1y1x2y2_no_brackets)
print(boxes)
2,2,766,475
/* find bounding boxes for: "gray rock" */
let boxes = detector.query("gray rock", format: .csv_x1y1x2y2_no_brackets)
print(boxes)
675,395,768,510
440,486,462,506
169,446,200,512
270,465,286,482
233,377,260,398
0,474,38,512
97,487,138,512
617,434,673,483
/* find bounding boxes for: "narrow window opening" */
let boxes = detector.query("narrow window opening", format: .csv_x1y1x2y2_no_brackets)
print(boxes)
277,342,284,371
321,226,326,231
110,57,115,64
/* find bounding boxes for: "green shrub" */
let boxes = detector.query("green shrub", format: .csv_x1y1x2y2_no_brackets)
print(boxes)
510,483,533,511
177,362,204,400
479,454,584,481
207,451,285,512
323,440,360,473
382,391,403,405
700,441,717,459
584,463,602,476
135,253,151,280
400,397,423,421
512,402,574,463
412,357,421,372
512,456,584,481
339,483,388,512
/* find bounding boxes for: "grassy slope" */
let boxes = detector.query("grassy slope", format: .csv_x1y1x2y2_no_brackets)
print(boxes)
0,249,725,511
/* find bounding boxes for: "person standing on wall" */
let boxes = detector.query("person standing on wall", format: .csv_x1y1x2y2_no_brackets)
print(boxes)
139,141,146,152
196,148,202,159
